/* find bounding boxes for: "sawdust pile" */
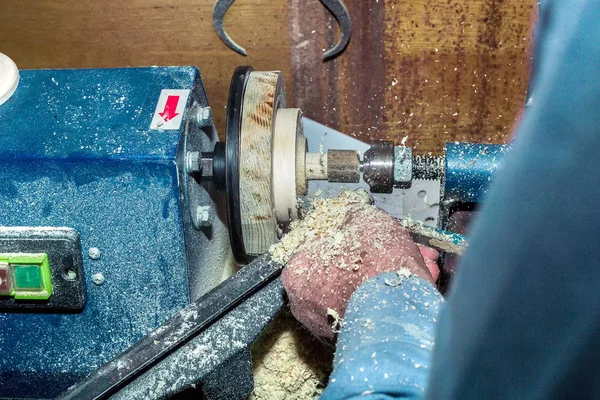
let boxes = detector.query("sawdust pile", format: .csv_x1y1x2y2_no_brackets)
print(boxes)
250,311,333,400
250,189,373,399
269,189,373,264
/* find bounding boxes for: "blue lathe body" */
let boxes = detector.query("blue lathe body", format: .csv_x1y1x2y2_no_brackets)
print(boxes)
0,67,230,398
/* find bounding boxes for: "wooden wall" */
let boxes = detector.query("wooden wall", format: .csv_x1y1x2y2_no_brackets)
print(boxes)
289,0,535,154
0,0,534,154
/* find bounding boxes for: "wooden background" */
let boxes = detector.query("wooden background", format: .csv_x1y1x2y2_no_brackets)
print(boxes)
0,0,534,154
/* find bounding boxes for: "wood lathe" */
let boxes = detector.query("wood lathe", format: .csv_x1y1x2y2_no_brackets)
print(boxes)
0,55,508,399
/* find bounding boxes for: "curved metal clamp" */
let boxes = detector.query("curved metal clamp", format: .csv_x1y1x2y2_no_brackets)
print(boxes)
213,0,351,61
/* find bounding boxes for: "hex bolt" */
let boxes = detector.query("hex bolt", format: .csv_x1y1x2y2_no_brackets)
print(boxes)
196,205,212,228
186,151,201,174
194,106,213,127
393,146,413,185
88,247,101,260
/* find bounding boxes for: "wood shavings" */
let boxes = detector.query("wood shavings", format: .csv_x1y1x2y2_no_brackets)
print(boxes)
327,307,342,334
384,268,411,287
250,312,333,400
361,318,374,330
269,189,373,264
397,268,412,279
428,238,465,256
280,189,427,338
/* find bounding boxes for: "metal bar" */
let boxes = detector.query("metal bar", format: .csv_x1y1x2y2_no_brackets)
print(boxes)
401,219,468,256
58,254,282,400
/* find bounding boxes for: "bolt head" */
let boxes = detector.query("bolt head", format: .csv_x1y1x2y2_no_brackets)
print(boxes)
88,247,101,260
195,106,213,127
186,151,201,174
92,272,105,286
196,205,212,228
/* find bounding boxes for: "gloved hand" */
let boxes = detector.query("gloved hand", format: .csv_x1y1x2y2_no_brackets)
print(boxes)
281,202,440,339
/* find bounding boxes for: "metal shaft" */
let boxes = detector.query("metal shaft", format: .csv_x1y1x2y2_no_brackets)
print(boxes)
413,155,444,180
362,141,395,193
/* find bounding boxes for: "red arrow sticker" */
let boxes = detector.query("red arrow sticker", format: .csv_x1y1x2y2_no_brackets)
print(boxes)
150,89,191,130
159,95,180,122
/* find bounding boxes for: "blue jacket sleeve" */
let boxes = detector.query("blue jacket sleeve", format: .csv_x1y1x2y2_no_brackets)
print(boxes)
322,272,444,399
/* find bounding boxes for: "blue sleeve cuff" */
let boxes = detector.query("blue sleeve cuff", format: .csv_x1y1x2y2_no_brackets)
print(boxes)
322,272,444,399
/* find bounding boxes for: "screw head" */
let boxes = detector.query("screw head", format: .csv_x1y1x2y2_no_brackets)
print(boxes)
88,247,101,260
92,272,105,286
186,151,201,174
195,106,213,127
196,205,212,228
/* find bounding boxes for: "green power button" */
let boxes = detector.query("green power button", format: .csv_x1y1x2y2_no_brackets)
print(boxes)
13,265,45,290
0,254,53,300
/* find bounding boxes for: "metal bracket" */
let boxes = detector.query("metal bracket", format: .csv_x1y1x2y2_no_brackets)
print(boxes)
213,0,352,61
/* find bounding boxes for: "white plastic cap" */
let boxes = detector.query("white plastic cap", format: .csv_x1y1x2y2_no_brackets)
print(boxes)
0,53,19,106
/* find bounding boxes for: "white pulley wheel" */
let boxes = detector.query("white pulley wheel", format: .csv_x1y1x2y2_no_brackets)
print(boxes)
273,108,303,224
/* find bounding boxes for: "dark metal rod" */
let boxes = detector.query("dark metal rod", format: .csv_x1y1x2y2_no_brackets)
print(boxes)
412,155,444,180
58,255,282,400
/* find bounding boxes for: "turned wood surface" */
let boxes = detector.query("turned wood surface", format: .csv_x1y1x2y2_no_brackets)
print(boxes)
305,153,328,181
272,108,302,223
327,150,360,183
239,71,284,256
